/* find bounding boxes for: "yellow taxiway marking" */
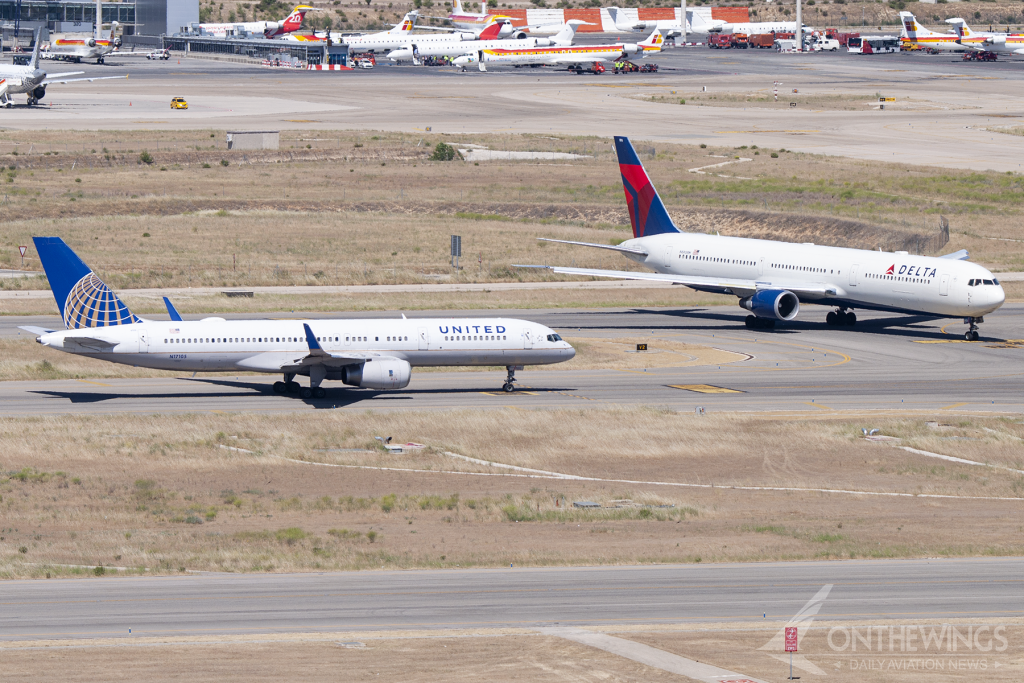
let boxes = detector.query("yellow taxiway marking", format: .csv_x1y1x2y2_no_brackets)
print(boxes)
804,402,833,410
75,379,110,387
942,402,970,410
480,391,538,397
668,384,743,394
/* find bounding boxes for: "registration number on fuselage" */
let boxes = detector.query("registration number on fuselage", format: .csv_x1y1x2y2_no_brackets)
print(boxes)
169,354,187,359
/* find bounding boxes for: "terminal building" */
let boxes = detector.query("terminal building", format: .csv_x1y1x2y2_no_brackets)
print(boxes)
0,0,197,38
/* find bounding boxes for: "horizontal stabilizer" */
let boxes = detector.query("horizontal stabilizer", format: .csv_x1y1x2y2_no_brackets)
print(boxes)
939,249,969,260
537,238,648,256
18,325,55,336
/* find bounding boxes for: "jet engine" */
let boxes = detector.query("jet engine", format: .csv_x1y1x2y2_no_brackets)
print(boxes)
739,289,800,321
87,38,96,47
339,359,411,390
32,86,46,101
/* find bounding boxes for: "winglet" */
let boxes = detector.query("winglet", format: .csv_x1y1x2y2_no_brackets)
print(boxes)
939,249,970,260
163,296,183,321
303,323,329,356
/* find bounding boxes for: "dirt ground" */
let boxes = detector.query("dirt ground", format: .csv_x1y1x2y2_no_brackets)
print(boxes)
1,410,1022,578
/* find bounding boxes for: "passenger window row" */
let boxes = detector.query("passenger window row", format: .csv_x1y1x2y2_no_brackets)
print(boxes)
771,263,830,274
680,254,755,266
445,335,506,341
866,273,932,285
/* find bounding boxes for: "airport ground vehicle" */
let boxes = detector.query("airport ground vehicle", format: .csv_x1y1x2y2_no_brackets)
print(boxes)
528,137,1004,340
825,29,860,46
24,238,574,396
147,49,170,60
749,34,776,48
848,36,900,53
170,97,188,109
962,50,998,61
811,37,840,51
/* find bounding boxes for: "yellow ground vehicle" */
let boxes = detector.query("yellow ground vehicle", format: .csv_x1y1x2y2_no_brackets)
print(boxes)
170,97,188,110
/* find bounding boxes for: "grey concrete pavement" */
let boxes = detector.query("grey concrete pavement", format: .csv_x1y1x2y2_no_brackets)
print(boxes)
1,48,1023,171
2,303,1022,416
2,558,1022,640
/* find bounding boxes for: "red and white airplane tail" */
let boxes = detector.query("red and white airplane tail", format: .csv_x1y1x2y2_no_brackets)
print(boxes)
638,27,666,53
265,5,315,38
387,11,418,35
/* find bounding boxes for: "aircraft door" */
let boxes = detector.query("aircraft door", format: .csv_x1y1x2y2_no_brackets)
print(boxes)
664,249,672,270
939,274,949,296
849,264,859,286
137,329,149,353
523,328,534,349
758,257,764,276
418,327,428,350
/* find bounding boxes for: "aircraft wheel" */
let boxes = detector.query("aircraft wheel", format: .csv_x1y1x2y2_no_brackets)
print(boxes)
286,381,300,393
273,381,286,393
300,387,313,399
765,319,776,330
966,330,979,341
314,387,327,399
503,382,515,393
745,315,756,328
826,311,837,326
845,312,857,326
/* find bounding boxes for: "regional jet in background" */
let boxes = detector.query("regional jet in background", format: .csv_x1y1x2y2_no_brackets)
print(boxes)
285,11,421,51
689,12,809,36
198,4,315,38
525,137,1004,340
898,12,963,51
0,31,126,107
947,18,1024,54
45,1,120,64
22,238,573,396
388,19,581,62
454,25,663,71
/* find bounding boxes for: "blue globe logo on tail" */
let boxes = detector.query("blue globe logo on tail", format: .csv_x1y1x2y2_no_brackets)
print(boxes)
63,272,139,329
32,236,141,330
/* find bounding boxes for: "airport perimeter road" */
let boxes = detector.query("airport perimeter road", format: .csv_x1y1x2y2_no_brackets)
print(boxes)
2,303,1022,416
2,558,1023,640
1,49,1023,171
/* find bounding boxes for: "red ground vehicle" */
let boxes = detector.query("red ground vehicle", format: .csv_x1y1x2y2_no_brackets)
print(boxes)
825,28,861,47
571,61,606,74
730,33,749,48
962,50,998,61
749,33,776,48
350,52,377,66
708,34,733,49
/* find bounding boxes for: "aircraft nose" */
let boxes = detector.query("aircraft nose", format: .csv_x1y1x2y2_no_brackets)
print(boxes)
994,285,1006,307
563,342,575,359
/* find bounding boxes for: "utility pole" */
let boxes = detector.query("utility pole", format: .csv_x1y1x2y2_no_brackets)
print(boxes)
795,0,802,51
680,0,686,45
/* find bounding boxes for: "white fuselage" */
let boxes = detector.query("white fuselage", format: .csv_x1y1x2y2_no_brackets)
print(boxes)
198,21,280,37
389,34,556,60
718,21,808,35
37,316,574,375
622,233,1004,317
468,42,639,67
0,65,47,96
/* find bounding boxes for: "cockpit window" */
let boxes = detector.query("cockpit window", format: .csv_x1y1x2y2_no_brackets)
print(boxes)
546,333,562,342
993,278,1000,285
983,279,994,286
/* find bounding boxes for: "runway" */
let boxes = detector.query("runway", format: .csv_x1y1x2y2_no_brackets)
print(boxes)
3,303,1023,416
2,557,1023,640
2,47,1024,171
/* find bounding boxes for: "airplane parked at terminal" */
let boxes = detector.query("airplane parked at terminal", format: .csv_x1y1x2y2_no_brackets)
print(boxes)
286,11,422,51
947,18,1024,54
23,238,574,396
454,25,663,71
689,13,809,36
45,1,121,64
898,12,963,51
388,20,581,62
0,32,126,107
198,4,315,38
605,7,718,38
526,137,1004,340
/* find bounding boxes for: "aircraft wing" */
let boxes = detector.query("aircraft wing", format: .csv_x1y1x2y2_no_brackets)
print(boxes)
235,323,395,372
525,265,841,297
43,71,85,79
43,74,127,85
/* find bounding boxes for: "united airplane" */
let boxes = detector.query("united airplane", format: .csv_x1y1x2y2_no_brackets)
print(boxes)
22,238,574,397
453,25,664,71
527,137,1005,340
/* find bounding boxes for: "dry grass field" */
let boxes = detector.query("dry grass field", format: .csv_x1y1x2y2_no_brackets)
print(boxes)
1,409,1021,579
1,129,1021,316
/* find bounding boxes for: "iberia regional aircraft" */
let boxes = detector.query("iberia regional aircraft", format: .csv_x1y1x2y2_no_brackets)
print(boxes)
285,12,421,52
388,19,581,62
527,137,1005,340
454,25,664,71
946,18,1024,54
198,5,315,38
47,1,121,64
22,238,574,397
898,12,964,51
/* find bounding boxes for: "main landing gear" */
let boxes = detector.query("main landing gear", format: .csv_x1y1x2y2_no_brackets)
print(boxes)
965,316,983,341
745,315,775,330
273,372,327,399
826,309,857,326
503,365,518,393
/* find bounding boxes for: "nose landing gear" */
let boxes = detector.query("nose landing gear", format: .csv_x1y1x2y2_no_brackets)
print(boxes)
503,365,518,393
965,316,983,341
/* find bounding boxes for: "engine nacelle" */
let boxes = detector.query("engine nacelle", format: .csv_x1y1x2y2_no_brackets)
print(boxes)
534,37,552,46
512,30,528,39
32,86,46,100
87,38,96,47
739,289,800,321
339,359,411,390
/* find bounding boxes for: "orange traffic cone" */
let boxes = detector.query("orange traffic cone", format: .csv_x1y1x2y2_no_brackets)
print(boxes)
129,102,132,106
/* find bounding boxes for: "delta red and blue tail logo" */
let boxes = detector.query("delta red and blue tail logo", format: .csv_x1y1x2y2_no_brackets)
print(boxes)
614,136,680,238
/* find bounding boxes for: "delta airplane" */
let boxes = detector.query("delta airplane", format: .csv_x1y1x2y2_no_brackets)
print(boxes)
526,137,1004,340
947,18,1024,54
388,20,580,62
454,25,663,71
22,237,574,397
898,12,963,51
198,5,315,38
0,32,126,107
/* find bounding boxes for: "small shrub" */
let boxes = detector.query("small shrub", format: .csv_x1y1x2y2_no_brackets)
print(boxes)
771,152,779,158
699,143,707,149
139,150,154,165
220,159,229,167
202,162,211,168
18,546,27,554
366,530,378,543
429,142,462,161
75,177,81,183
638,507,653,519
184,515,203,524
94,565,105,575
276,527,307,545
142,232,150,237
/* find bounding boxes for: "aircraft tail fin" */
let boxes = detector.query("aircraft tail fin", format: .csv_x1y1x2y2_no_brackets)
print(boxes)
29,28,41,69
639,27,666,52
392,11,417,33
613,137,680,238
477,18,505,40
900,12,945,39
453,0,464,14
946,18,974,39
32,237,140,329
552,19,585,45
